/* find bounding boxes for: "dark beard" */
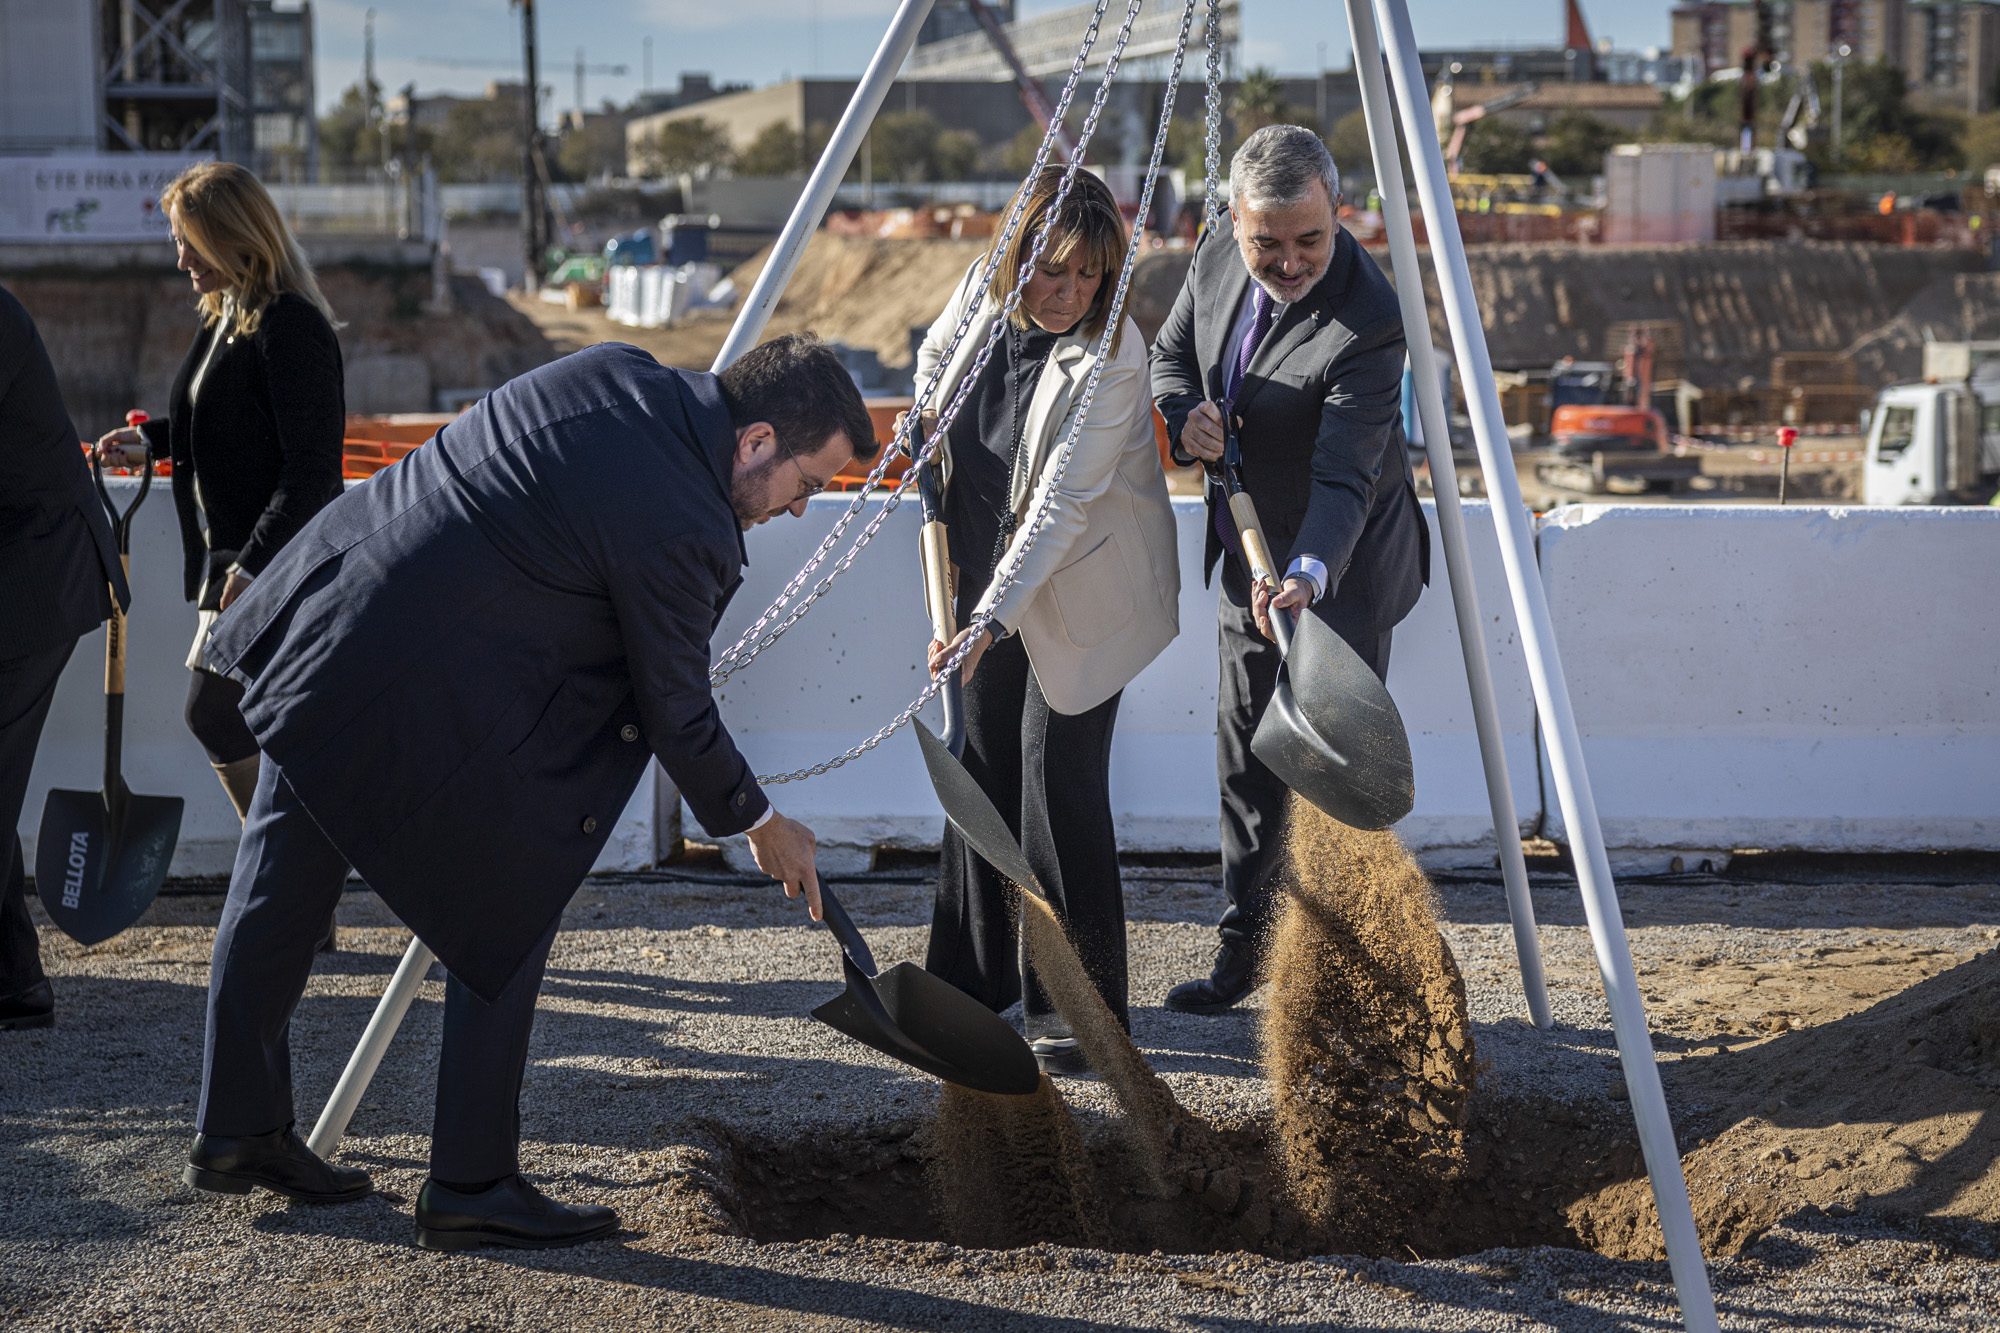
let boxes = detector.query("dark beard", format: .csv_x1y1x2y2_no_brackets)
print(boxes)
731,455,783,528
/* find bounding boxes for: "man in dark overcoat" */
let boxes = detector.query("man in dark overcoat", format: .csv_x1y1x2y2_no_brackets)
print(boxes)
186,333,875,1250
1152,126,1430,1013
0,285,130,1031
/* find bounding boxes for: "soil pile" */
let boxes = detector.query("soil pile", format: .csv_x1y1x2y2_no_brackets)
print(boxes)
1572,948,2000,1260
1261,794,1477,1254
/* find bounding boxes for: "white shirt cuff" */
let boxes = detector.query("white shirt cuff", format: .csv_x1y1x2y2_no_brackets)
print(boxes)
1286,555,1328,603
748,802,777,831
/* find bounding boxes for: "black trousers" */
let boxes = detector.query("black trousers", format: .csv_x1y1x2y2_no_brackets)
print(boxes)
1,640,77,1000
1215,557,1392,957
185,668,259,766
198,755,558,1182
924,630,1129,1031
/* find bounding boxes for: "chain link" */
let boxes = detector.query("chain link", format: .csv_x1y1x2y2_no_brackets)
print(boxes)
757,0,1207,787
708,0,1129,688
1202,0,1225,232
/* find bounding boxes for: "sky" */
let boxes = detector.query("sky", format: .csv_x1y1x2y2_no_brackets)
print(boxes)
312,0,1677,116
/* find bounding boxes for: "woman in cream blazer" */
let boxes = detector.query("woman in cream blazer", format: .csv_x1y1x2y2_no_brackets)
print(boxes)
905,166,1179,1074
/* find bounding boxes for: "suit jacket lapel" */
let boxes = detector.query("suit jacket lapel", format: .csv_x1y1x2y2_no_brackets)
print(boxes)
1201,254,1250,403
1015,338,1087,511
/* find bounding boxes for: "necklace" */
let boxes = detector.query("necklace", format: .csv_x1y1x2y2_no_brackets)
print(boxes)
990,324,1048,579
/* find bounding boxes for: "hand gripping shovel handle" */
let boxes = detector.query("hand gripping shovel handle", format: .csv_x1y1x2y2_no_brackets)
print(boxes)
1212,422,1299,657
912,419,967,757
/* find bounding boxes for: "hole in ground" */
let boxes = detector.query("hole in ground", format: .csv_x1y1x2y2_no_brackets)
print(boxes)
704,1089,1645,1261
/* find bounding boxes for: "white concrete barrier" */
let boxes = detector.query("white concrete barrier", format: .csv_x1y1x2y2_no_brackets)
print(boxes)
1536,504,2000,854
709,495,1539,867
27,485,1993,885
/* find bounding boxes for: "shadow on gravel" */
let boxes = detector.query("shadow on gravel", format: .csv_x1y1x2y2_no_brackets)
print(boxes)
467,1249,1163,1331
1432,876,2000,932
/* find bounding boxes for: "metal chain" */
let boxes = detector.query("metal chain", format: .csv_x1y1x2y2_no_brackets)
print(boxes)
709,0,1130,686
713,0,1148,689
757,0,1204,786
1202,0,1224,232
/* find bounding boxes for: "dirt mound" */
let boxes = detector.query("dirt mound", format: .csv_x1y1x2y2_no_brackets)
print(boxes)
1572,949,2000,1259
1846,271,2000,387
1261,796,1477,1253
725,235,988,372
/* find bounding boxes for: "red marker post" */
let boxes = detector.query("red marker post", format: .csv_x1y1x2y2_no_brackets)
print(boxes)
1776,425,1798,504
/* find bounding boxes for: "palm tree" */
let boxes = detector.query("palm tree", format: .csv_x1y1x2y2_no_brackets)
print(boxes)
1231,68,1297,146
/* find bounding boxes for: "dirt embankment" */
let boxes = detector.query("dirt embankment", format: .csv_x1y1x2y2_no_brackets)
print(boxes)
5,265,556,432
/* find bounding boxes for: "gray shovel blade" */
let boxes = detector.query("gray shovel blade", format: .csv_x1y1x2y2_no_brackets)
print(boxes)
1252,610,1415,831
812,958,1041,1096
35,788,183,946
914,720,1043,896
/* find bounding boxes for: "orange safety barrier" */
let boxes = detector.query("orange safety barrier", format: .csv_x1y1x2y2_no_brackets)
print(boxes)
338,399,1194,489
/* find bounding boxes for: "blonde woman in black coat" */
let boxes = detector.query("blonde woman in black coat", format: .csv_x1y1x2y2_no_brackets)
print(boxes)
95,162,345,824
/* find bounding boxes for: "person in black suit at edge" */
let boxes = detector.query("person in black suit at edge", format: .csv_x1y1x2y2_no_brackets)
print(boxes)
93,161,345,838
1151,125,1430,1015
0,284,131,1031
183,332,875,1252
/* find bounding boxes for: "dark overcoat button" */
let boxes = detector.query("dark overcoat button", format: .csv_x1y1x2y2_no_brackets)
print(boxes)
619,724,639,742
581,816,598,834
733,793,747,807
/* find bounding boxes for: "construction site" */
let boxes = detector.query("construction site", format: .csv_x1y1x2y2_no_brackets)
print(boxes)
3,2,1999,1331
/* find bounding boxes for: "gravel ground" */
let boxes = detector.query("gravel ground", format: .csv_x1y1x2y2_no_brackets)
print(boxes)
4,860,1998,1330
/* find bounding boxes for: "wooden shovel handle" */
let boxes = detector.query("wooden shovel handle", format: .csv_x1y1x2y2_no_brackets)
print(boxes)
105,554,129,697
919,520,956,643
1228,491,1280,591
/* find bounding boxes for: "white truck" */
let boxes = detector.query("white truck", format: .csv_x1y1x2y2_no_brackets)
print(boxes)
1863,342,2000,506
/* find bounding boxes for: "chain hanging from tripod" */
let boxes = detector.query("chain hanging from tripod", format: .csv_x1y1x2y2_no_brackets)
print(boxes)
707,0,1139,688
757,0,1210,786
1202,0,1225,232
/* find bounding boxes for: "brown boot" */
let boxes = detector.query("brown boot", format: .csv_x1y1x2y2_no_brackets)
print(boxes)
213,755,338,953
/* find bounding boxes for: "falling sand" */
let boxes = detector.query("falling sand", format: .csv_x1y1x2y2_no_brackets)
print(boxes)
1261,793,1478,1253
927,793,1477,1257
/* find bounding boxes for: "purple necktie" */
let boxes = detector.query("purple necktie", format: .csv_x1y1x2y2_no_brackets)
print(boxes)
1227,284,1275,401
1215,285,1275,558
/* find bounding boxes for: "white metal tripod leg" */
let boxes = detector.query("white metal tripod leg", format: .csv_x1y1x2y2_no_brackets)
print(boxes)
1365,0,1719,1325
307,935,436,1160
709,0,941,372
1341,0,1550,1030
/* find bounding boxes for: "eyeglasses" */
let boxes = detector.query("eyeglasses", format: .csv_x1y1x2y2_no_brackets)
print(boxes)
782,449,827,502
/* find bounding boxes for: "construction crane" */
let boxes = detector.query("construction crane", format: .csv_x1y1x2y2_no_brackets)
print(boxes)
963,0,1075,162
414,52,629,114
1430,70,1541,177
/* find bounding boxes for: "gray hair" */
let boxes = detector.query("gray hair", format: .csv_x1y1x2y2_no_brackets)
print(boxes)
1228,125,1339,211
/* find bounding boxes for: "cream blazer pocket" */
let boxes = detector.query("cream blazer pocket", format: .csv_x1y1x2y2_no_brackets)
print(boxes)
1048,531,1135,650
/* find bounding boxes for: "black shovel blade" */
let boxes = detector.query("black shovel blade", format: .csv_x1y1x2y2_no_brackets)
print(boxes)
1251,610,1415,830
914,720,1043,897
35,788,183,946
812,959,1040,1096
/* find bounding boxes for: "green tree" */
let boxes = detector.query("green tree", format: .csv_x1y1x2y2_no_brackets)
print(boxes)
1458,118,1535,175
1964,110,2000,173
869,109,947,182
554,111,629,182
734,120,804,176
428,96,530,182
636,116,734,177
1327,108,1375,178
1538,112,1623,178
934,128,980,180
1230,67,1295,146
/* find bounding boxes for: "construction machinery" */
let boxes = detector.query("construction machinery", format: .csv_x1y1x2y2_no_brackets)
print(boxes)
1536,331,1699,494
1863,343,2000,506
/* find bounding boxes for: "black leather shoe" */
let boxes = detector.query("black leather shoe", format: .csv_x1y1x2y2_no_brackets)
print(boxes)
184,1125,372,1203
0,980,54,1031
1164,944,1260,1014
414,1175,619,1252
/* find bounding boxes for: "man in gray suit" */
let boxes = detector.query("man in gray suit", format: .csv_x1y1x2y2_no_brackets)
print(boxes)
186,334,875,1250
1152,126,1429,1013
0,285,130,1031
